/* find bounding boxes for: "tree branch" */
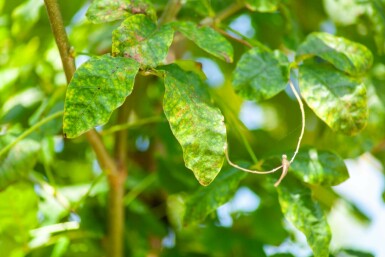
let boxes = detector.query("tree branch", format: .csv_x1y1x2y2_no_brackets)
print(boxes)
44,1,124,256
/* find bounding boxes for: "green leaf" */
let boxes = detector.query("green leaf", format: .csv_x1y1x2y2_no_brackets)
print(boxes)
299,64,368,135
245,0,280,12
367,1,385,54
0,139,40,190
167,168,246,227
290,148,349,186
174,21,233,63
63,55,140,138
232,48,289,101
0,182,38,243
112,14,174,68
296,32,373,76
86,0,156,23
160,64,227,186
277,176,331,257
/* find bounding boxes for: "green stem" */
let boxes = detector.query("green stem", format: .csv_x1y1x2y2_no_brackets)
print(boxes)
0,111,63,157
214,2,244,25
158,0,182,25
124,173,156,205
101,116,165,136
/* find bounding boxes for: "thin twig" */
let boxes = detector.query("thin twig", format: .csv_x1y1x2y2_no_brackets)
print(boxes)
0,111,63,157
288,80,305,164
158,0,182,25
225,143,282,174
101,116,165,136
224,79,306,186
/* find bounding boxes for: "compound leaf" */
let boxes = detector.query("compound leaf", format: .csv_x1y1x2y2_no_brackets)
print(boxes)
160,64,227,186
112,14,174,68
232,48,289,102
63,55,140,138
297,32,373,76
174,21,233,63
299,64,367,135
0,139,40,190
86,0,156,23
290,148,349,186
277,176,331,257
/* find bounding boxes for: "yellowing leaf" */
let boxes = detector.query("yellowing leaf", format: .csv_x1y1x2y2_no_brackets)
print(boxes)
63,55,140,138
297,32,373,76
299,64,368,135
160,64,227,186
112,14,174,68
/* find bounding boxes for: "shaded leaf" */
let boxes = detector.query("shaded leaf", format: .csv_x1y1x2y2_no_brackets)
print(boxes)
290,148,349,186
184,168,246,224
160,64,227,186
167,168,246,227
277,176,331,257
86,0,156,23
245,0,280,12
112,14,174,68
0,139,40,190
63,55,140,138
367,1,385,54
297,32,373,75
299,64,368,135
174,21,233,63
0,182,38,242
232,48,289,101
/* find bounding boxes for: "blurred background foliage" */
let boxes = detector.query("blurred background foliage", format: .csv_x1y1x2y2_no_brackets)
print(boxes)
0,0,385,256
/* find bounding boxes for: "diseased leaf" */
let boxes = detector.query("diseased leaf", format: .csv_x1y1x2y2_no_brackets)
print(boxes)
0,139,40,190
299,64,368,135
86,0,156,23
63,55,140,138
112,14,174,68
277,176,331,257
174,21,233,63
0,182,38,242
297,32,373,75
160,64,227,186
245,0,280,12
232,48,289,102
290,148,349,186
167,168,246,227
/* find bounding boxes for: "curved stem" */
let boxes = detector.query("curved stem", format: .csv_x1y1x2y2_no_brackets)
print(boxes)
225,143,282,174
0,111,63,157
288,80,305,164
224,79,306,186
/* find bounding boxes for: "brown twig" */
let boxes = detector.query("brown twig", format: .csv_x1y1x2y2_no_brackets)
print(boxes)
44,1,123,256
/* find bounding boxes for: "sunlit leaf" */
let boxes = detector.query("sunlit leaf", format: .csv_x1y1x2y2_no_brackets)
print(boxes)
245,0,280,12
0,182,38,242
277,176,331,257
160,64,227,186
290,148,349,186
112,14,174,68
63,54,140,138
86,0,157,23
174,21,233,63
297,32,373,75
0,139,40,190
299,64,368,135
167,168,246,227
232,48,289,101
